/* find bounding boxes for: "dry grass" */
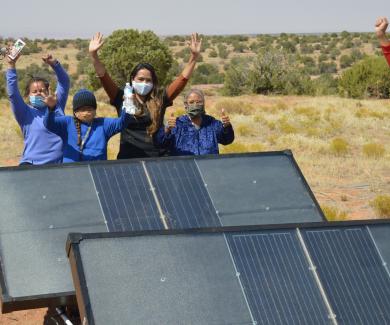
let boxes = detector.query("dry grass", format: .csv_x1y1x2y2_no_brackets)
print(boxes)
321,205,348,221
370,195,390,218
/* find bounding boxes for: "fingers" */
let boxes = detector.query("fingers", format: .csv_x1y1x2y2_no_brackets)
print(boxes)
221,108,226,116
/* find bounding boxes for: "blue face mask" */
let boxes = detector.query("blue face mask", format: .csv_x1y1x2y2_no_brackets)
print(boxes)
29,95,47,108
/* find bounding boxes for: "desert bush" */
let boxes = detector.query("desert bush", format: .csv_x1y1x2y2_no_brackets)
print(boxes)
355,107,387,119
340,55,354,69
222,58,250,96
220,142,249,154
217,44,229,59
191,63,224,84
330,137,349,156
319,62,337,74
208,49,218,58
236,124,255,137
321,205,348,221
278,117,298,134
362,143,385,158
312,74,339,95
339,56,390,98
370,195,390,218
214,100,254,115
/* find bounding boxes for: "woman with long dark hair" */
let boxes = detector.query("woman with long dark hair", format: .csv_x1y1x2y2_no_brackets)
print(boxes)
88,32,201,159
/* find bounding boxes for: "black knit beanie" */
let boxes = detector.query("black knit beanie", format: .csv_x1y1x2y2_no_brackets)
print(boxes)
73,89,97,112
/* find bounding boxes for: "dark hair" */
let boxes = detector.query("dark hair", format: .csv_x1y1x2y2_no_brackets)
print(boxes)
130,62,158,89
24,76,50,97
129,63,163,136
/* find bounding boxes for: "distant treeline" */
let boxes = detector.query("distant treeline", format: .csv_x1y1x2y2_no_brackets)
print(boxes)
0,31,389,99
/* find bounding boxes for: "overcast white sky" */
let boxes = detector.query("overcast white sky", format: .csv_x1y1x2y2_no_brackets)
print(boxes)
1,0,389,38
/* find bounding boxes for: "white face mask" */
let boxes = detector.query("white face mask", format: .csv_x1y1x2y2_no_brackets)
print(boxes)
132,82,153,96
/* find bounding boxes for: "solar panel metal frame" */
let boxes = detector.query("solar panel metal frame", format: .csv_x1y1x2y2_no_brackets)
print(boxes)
67,219,390,325
0,150,325,313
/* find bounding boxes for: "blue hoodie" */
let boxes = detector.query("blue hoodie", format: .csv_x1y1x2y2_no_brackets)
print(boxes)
44,108,133,162
6,62,70,165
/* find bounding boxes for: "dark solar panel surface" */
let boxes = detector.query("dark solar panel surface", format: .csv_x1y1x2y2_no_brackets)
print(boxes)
196,155,324,225
145,159,221,229
303,227,390,325
75,233,253,325
228,230,330,325
91,163,163,231
0,166,106,299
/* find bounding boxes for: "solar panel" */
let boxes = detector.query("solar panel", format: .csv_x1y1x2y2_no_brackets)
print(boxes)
302,225,390,324
196,152,324,225
90,162,162,231
67,221,390,325
67,231,254,325
0,151,326,312
227,230,330,325
0,166,106,312
145,159,221,229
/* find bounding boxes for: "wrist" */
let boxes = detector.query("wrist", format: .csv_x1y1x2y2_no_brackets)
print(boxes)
378,35,390,46
90,51,99,59
49,60,59,67
189,53,199,62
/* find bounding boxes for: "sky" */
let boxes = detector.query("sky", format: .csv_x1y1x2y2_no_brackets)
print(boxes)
1,0,389,39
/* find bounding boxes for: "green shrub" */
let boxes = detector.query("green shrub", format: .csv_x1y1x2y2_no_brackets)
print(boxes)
339,56,390,98
191,63,223,84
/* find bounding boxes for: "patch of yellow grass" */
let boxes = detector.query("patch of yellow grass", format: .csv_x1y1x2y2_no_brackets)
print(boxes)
362,143,386,159
321,205,348,221
370,195,390,218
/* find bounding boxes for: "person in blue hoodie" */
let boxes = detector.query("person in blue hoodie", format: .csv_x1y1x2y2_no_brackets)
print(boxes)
44,89,133,162
6,52,70,165
155,89,234,155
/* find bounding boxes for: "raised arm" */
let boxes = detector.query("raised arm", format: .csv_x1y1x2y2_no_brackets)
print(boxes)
166,33,202,101
376,17,390,46
375,17,390,66
5,53,31,125
43,107,69,139
42,54,70,113
89,33,120,102
103,108,134,139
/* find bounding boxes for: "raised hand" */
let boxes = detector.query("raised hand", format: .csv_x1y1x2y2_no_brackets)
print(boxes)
187,33,202,59
221,108,231,127
165,111,176,133
43,89,57,110
375,17,389,39
42,54,57,66
6,42,21,68
89,32,104,54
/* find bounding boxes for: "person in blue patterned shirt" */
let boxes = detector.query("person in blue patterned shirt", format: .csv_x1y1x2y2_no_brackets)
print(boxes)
155,89,234,155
